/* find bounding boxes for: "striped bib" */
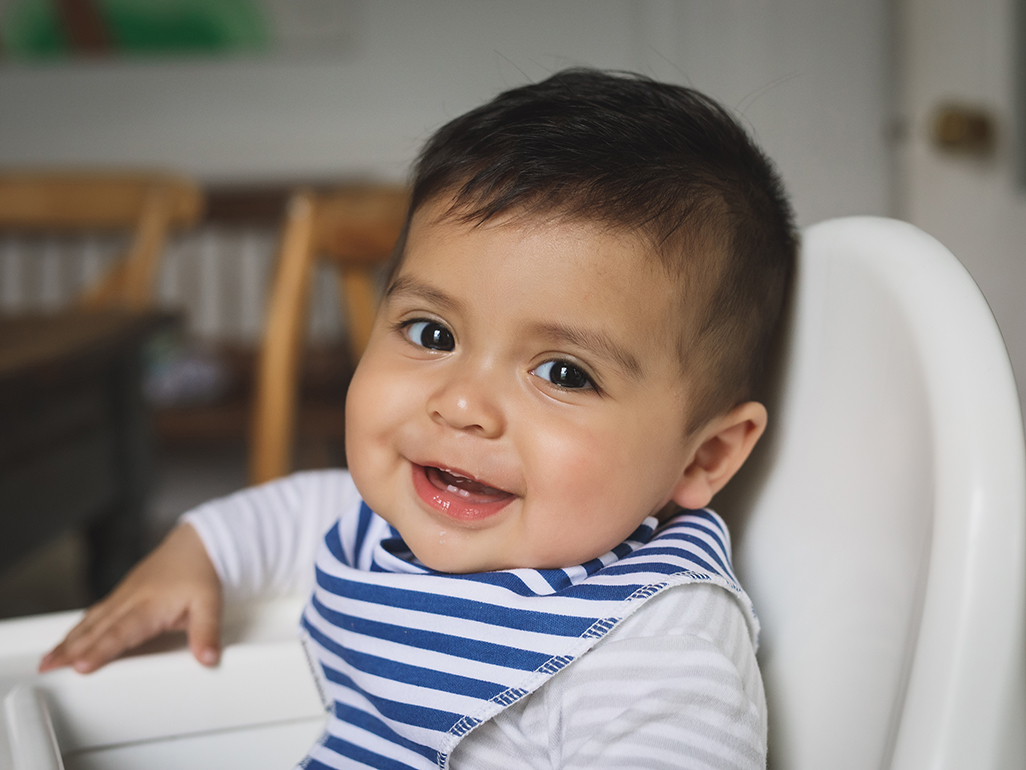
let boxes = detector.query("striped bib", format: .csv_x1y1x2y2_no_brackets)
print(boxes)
298,502,757,770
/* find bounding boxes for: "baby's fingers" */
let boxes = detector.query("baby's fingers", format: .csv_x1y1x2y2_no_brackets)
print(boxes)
37,525,223,675
40,601,162,674
186,592,223,667
38,601,117,672
68,615,159,673
38,642,75,673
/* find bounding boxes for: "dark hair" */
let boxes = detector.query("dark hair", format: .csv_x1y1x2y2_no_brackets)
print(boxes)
391,68,796,429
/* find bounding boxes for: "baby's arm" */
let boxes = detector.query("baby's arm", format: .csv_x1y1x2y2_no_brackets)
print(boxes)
39,523,222,673
40,469,357,674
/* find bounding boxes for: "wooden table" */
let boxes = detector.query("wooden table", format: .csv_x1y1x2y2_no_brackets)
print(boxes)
0,310,176,599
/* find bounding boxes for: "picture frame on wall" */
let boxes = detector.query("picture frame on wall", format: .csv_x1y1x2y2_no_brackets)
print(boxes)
0,0,357,62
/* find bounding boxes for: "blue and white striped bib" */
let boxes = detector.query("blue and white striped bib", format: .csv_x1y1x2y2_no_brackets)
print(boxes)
298,502,757,770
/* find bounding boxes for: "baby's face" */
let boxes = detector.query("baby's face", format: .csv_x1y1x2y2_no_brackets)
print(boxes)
345,202,702,572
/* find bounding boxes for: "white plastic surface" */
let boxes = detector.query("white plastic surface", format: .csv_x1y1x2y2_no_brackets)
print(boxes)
719,217,1026,769
0,597,326,770
4,687,63,770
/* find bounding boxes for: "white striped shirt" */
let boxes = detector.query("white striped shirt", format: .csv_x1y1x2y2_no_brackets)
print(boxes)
184,470,766,769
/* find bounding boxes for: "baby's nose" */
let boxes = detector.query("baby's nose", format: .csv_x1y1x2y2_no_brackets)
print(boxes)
426,366,505,438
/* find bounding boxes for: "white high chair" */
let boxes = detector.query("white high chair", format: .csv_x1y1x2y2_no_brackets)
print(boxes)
717,216,1026,769
0,216,1022,769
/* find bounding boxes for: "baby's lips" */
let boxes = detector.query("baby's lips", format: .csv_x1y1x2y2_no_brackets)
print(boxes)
412,462,517,522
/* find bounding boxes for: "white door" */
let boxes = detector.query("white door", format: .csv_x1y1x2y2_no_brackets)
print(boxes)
900,0,1026,419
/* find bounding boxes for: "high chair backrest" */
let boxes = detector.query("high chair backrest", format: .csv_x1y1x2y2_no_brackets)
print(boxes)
716,217,1026,769
0,171,203,310
250,186,408,485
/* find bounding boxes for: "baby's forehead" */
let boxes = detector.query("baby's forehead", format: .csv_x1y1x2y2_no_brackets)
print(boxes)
403,201,701,330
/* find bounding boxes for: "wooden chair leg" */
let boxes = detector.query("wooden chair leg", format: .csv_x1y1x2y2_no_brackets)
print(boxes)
79,188,172,311
120,189,173,310
250,193,318,485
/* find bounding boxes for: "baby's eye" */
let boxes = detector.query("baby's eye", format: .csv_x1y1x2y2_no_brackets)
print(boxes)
532,360,595,390
404,320,455,351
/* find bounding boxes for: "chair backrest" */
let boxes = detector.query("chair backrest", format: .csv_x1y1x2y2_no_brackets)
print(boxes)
715,217,1026,769
250,186,408,485
0,171,203,310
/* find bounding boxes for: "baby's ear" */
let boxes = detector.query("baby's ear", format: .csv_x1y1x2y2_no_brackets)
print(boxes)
671,401,767,510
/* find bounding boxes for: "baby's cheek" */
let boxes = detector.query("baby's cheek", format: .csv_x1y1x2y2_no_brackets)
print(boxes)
534,422,599,481
345,368,402,510
344,365,376,441
347,358,408,443
532,423,630,517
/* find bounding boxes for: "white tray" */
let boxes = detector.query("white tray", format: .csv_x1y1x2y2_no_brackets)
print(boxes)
0,597,326,770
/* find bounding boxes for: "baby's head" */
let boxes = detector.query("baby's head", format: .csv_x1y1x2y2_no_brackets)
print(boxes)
346,69,796,573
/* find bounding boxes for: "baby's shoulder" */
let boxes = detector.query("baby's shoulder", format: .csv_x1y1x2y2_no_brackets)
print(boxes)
281,467,360,505
612,580,752,650
203,467,361,536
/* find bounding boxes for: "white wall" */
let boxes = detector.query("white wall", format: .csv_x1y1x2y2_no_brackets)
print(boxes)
0,0,893,227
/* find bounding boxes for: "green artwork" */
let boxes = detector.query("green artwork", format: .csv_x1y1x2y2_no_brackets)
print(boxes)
1,0,270,59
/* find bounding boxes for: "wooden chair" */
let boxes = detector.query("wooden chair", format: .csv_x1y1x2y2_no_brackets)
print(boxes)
0,171,203,309
0,171,203,597
249,186,408,485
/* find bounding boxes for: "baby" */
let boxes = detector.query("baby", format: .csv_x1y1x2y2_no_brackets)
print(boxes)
42,69,796,769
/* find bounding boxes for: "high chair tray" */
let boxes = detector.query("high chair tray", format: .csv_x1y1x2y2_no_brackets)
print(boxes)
0,597,326,770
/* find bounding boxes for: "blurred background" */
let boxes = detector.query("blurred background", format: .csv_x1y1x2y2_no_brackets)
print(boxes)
0,0,1022,616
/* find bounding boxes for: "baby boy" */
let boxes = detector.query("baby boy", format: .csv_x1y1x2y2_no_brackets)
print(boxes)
42,69,796,769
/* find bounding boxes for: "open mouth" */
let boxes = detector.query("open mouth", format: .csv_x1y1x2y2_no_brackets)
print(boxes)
412,463,515,521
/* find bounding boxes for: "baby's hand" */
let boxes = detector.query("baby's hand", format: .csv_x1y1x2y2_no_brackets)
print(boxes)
39,524,223,674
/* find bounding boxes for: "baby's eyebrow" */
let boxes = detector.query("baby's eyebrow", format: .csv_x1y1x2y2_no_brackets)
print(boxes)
534,322,644,381
385,275,465,314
